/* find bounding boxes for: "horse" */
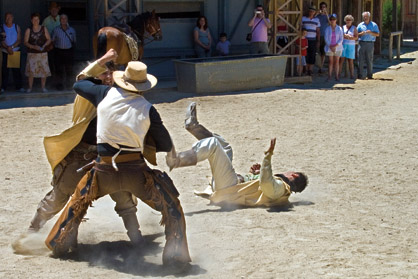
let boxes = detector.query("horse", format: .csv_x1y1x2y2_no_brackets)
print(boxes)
93,10,162,65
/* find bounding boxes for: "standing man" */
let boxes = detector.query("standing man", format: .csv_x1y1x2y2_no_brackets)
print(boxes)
316,2,329,74
248,5,271,54
302,6,321,76
52,14,76,90
47,51,191,266
42,2,61,78
29,50,144,246
357,11,380,79
1,12,23,92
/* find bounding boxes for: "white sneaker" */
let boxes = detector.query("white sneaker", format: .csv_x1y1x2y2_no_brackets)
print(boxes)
18,88,25,93
42,88,48,93
0,88,4,93
26,88,32,93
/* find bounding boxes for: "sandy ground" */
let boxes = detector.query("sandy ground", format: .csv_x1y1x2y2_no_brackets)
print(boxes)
1,49,417,279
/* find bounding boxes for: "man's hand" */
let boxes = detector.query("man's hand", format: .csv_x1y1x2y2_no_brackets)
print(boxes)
265,138,276,154
249,163,261,175
98,48,118,67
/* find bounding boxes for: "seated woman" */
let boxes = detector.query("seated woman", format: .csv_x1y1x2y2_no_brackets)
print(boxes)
166,103,308,207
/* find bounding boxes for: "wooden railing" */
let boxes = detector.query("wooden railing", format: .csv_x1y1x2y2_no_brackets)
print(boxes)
388,31,403,61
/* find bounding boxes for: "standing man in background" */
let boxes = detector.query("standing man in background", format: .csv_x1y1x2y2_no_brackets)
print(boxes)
357,11,379,79
248,5,271,54
52,14,76,90
302,6,321,76
316,2,329,74
42,2,61,79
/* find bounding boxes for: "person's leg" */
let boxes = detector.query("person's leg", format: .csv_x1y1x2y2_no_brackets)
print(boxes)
109,191,144,245
12,68,22,90
335,55,340,80
54,49,64,90
27,77,34,91
29,150,93,231
184,102,232,161
366,44,374,78
29,187,71,231
348,58,355,79
339,56,345,76
358,42,365,78
41,77,47,90
327,55,334,80
261,42,269,54
2,52,9,90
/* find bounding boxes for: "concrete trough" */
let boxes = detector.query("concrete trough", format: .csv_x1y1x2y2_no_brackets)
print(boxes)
173,54,288,93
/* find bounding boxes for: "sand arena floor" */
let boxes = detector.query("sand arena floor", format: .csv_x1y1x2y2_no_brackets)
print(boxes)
1,49,417,278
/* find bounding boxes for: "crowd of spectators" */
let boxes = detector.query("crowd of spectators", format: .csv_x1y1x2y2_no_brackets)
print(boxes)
0,2,76,94
193,3,380,82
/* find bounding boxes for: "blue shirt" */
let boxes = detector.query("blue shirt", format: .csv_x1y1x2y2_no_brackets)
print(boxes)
52,24,76,49
316,14,329,36
357,21,379,42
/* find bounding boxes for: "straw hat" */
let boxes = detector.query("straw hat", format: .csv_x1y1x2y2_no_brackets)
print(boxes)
113,61,157,92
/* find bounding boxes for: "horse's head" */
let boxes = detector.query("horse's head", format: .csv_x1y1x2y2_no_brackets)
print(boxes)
146,10,162,41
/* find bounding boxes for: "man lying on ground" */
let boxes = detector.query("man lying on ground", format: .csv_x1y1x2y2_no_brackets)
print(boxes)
166,103,308,207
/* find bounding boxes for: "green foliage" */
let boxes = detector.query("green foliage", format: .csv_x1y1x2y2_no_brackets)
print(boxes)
382,0,402,36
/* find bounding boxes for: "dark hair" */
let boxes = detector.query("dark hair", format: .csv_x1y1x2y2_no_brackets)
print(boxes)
219,32,227,38
31,13,41,20
302,28,307,32
5,12,12,18
276,172,308,193
256,5,264,9
196,16,208,30
320,2,327,8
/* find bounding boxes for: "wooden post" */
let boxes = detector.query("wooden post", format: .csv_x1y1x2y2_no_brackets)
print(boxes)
388,33,393,61
373,0,383,55
397,31,401,59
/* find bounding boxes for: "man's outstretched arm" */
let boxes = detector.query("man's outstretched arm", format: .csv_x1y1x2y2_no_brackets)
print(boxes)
259,138,287,199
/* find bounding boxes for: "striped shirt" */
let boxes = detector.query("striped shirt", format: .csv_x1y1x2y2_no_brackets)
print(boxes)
302,16,321,40
52,25,76,49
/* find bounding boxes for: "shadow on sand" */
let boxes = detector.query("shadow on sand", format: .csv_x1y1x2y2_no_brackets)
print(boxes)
56,233,206,277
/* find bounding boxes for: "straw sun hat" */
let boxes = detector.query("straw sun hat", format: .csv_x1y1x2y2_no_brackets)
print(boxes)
113,61,157,93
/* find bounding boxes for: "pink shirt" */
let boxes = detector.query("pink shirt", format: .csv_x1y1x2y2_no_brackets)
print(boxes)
331,30,336,46
251,18,270,43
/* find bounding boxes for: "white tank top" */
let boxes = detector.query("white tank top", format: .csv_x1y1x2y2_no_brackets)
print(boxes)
343,25,356,45
97,87,151,151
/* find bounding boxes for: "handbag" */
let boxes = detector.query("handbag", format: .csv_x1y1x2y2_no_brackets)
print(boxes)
44,42,54,52
246,18,263,42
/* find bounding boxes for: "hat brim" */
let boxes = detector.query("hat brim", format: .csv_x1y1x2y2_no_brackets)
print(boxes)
113,71,157,92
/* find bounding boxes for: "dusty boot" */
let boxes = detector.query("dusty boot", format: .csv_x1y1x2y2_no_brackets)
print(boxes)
122,213,145,247
184,102,212,140
28,212,47,233
166,149,197,171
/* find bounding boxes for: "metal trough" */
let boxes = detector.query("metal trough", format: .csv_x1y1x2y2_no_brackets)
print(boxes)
173,54,288,93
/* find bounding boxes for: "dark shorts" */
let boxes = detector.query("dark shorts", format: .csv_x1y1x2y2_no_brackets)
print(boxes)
306,39,317,65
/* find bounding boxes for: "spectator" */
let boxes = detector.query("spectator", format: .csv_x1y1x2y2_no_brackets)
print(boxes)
316,2,329,74
248,5,271,54
340,15,358,79
216,32,231,56
357,11,380,79
302,6,320,75
42,2,60,77
52,14,76,90
324,13,343,81
295,28,308,76
24,13,51,93
0,23,4,91
194,16,212,58
1,12,24,92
